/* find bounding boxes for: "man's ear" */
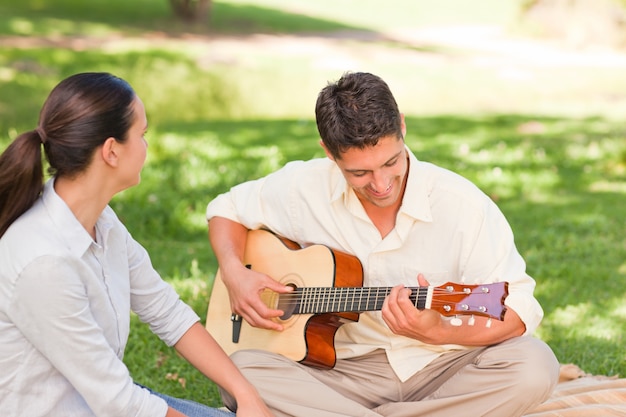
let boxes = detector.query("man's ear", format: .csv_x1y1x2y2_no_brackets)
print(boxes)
101,137,119,168
319,140,335,161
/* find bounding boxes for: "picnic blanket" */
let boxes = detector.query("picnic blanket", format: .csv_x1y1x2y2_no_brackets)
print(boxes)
524,364,626,416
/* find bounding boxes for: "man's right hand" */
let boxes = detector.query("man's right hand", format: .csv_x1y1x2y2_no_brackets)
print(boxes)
208,217,294,331
220,262,293,331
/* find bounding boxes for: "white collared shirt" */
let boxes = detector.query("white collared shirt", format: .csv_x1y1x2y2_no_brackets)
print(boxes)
206,148,543,382
0,179,200,416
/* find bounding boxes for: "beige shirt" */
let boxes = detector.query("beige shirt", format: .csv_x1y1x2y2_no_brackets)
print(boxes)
206,149,543,382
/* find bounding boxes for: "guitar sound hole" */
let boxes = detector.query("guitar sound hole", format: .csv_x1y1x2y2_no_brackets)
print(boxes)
278,283,299,320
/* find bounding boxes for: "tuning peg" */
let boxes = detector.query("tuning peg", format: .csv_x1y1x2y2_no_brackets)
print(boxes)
450,316,463,327
486,318,492,328
468,315,475,326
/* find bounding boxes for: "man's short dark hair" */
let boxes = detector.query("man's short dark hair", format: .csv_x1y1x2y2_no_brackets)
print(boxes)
315,72,403,159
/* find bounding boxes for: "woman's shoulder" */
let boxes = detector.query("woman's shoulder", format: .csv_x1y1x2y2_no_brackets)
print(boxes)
0,200,87,280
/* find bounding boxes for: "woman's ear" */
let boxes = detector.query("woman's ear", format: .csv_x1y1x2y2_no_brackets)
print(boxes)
100,137,119,168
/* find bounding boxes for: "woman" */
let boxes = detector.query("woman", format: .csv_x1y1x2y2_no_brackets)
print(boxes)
0,72,272,417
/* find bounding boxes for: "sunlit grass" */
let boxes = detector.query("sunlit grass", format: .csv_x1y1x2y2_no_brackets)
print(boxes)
8,16,117,37
1,0,625,406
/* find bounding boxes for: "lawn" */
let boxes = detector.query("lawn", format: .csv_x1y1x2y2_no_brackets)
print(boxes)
1,0,625,407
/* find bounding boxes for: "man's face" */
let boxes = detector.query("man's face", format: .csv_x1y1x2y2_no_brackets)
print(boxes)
328,135,409,209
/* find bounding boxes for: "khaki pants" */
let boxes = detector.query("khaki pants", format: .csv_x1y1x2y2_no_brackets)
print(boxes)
221,336,559,417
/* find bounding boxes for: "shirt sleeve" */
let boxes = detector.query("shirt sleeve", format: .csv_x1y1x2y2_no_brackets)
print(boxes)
125,234,200,346
8,255,169,417
462,198,544,335
206,161,306,238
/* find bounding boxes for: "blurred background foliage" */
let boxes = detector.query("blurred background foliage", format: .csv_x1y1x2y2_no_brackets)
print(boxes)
1,0,625,405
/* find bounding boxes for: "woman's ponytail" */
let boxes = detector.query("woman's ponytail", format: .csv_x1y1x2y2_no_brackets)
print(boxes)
0,130,44,238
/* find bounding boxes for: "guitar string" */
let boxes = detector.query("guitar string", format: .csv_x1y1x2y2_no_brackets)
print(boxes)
271,288,492,294
268,288,498,313
271,295,493,303
270,289,493,300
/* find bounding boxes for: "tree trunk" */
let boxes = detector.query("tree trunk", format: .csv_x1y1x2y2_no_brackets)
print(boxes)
169,0,211,23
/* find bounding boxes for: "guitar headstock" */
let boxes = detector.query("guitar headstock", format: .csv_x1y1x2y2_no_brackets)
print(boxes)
430,282,508,321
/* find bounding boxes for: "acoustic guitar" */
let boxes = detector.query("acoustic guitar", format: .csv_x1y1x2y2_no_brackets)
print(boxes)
205,229,508,369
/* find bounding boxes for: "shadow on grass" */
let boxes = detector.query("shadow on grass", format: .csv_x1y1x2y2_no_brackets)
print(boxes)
0,47,238,131
0,0,449,56
119,114,625,376
1,42,624,378
3,0,623,396
1,0,377,39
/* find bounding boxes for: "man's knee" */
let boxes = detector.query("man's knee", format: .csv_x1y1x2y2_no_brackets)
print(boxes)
487,337,560,402
230,349,289,370
517,338,559,398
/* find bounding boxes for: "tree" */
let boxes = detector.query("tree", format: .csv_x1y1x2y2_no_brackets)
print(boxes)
169,0,211,23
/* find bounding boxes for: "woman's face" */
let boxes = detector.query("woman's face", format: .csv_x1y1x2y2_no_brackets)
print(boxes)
117,96,148,190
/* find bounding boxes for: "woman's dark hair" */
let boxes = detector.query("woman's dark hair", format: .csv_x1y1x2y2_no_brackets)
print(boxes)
315,72,403,160
0,72,136,237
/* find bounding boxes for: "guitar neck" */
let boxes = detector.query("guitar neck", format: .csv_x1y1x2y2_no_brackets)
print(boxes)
292,286,428,314
277,282,507,320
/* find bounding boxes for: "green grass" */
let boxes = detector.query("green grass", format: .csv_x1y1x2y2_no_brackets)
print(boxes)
1,0,625,406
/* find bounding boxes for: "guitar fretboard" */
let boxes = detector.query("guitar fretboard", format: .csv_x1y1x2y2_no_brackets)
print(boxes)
284,286,431,314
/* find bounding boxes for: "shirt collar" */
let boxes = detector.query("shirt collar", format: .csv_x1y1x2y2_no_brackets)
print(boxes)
328,146,433,223
399,149,433,223
329,162,347,204
41,178,95,257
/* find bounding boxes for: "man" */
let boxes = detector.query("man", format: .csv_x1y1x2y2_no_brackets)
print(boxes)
206,72,559,416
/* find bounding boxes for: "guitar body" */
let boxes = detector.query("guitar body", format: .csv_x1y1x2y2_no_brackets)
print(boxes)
206,229,364,368
206,229,508,369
